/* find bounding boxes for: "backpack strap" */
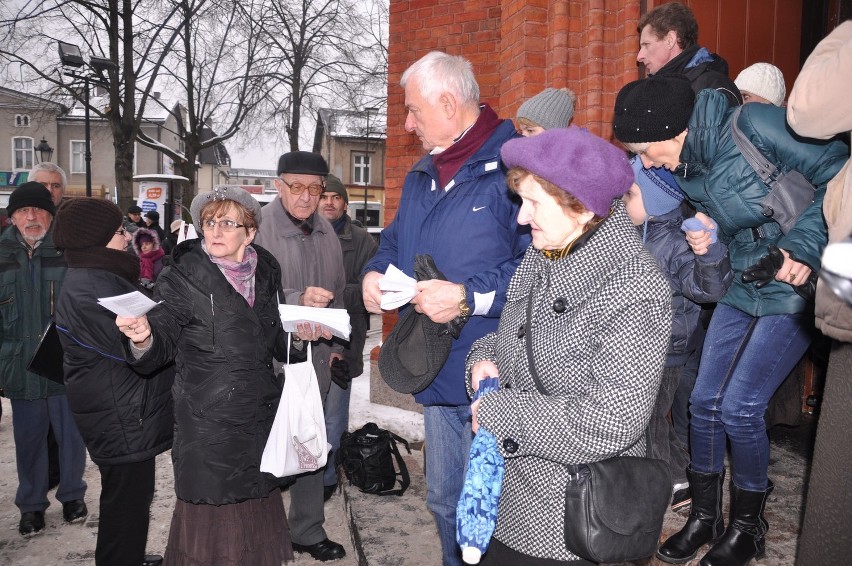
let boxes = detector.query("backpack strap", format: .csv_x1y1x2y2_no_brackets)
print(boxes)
730,106,782,187
377,432,411,496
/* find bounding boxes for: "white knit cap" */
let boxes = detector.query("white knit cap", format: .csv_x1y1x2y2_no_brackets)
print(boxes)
734,63,786,106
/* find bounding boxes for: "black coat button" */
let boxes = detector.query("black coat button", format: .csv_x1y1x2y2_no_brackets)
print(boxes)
517,325,525,338
552,298,566,313
503,438,519,453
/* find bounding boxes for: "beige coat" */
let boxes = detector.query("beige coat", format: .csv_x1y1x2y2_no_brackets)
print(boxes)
787,21,852,342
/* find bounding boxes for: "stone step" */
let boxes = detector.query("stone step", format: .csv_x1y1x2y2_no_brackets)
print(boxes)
342,448,440,566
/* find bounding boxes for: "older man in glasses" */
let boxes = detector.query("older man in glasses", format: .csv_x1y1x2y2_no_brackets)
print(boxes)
254,150,347,562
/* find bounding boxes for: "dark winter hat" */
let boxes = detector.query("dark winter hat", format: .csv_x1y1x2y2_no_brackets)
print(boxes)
631,156,683,217
501,127,634,217
324,174,348,204
7,182,56,217
378,306,452,395
517,87,577,130
277,151,329,176
190,185,263,233
613,75,695,144
144,210,160,223
53,197,123,249
127,204,143,214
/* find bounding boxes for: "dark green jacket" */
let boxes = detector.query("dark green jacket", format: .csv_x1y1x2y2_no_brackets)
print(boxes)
0,227,67,399
675,89,848,316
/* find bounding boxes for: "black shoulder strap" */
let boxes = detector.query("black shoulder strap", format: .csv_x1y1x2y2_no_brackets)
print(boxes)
523,281,652,459
730,106,782,187
524,289,548,395
377,433,411,496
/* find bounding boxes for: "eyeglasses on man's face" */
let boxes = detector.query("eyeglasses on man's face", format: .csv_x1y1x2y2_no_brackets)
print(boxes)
40,182,63,192
202,219,245,232
279,178,325,196
114,228,127,237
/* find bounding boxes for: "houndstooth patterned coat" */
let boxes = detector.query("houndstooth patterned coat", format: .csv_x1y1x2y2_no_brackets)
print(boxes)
466,202,673,562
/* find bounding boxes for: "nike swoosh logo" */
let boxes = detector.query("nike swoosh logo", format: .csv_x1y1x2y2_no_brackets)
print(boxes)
472,206,486,212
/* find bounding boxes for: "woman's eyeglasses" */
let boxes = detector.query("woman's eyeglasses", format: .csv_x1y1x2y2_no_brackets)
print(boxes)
202,219,245,232
279,178,325,196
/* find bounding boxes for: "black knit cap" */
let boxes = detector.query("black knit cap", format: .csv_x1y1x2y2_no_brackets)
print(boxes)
53,197,123,249
613,75,695,144
277,151,329,176
7,182,56,217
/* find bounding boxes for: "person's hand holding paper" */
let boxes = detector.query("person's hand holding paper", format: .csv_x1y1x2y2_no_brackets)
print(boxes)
378,264,418,310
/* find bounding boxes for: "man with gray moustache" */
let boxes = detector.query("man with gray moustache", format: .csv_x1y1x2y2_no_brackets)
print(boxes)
0,182,88,538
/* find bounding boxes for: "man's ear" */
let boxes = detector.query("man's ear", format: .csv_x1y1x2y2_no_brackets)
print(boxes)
439,92,457,119
666,30,678,50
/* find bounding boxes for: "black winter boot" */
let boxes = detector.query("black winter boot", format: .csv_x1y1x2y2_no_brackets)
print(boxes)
699,480,774,566
657,468,726,564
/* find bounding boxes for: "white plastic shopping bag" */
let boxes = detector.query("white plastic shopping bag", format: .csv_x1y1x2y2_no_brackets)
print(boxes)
260,340,330,477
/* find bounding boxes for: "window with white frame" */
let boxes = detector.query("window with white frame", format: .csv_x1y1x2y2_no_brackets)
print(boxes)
71,140,86,174
13,137,33,171
352,152,371,185
15,114,31,127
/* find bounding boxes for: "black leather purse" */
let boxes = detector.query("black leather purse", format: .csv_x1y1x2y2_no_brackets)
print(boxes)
522,292,671,563
26,320,65,385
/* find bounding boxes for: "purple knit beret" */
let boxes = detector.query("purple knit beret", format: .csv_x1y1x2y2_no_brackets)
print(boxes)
500,126,634,217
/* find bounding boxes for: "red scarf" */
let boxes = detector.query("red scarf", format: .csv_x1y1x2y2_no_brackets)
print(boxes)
433,104,503,189
139,248,164,281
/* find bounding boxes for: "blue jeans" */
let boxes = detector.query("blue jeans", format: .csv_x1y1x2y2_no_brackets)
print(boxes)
689,304,811,491
11,395,87,512
424,405,473,566
323,381,351,487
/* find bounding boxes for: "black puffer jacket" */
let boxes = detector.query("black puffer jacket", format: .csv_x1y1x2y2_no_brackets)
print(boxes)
130,238,293,504
656,44,742,106
640,208,733,366
56,268,174,466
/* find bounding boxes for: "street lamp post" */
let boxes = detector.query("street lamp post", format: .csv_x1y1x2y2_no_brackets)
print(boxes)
362,107,378,225
58,42,116,197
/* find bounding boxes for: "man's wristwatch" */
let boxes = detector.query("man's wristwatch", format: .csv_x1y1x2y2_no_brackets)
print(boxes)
458,284,470,318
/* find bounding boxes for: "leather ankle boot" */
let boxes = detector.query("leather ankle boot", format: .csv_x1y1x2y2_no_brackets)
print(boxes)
699,480,774,566
657,468,725,564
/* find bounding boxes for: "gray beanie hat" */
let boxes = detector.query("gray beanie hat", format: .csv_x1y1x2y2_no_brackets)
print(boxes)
190,185,263,233
516,87,577,130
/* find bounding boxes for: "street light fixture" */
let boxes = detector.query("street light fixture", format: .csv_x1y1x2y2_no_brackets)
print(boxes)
35,138,54,164
362,107,378,225
58,42,117,197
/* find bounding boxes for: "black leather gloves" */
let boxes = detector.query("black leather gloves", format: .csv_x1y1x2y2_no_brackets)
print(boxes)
742,244,816,301
413,254,468,339
742,245,785,288
330,358,351,389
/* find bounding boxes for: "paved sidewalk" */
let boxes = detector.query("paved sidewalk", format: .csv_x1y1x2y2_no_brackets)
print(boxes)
0,315,814,564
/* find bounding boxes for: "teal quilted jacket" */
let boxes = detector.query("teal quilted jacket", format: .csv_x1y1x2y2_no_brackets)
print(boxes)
675,89,848,316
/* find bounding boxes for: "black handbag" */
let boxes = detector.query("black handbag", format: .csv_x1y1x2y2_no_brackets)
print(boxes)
522,292,671,563
336,422,412,496
26,320,65,384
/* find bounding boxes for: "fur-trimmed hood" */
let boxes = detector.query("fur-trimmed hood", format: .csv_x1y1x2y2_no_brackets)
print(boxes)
132,227,161,255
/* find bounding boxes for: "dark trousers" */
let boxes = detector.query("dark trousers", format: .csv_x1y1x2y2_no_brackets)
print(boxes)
648,365,690,485
96,458,156,566
10,395,87,512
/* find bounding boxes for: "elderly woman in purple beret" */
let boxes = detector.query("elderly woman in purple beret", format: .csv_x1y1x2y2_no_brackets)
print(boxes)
465,127,672,565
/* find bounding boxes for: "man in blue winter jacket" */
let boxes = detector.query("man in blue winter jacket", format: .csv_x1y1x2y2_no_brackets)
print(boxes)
362,51,530,566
